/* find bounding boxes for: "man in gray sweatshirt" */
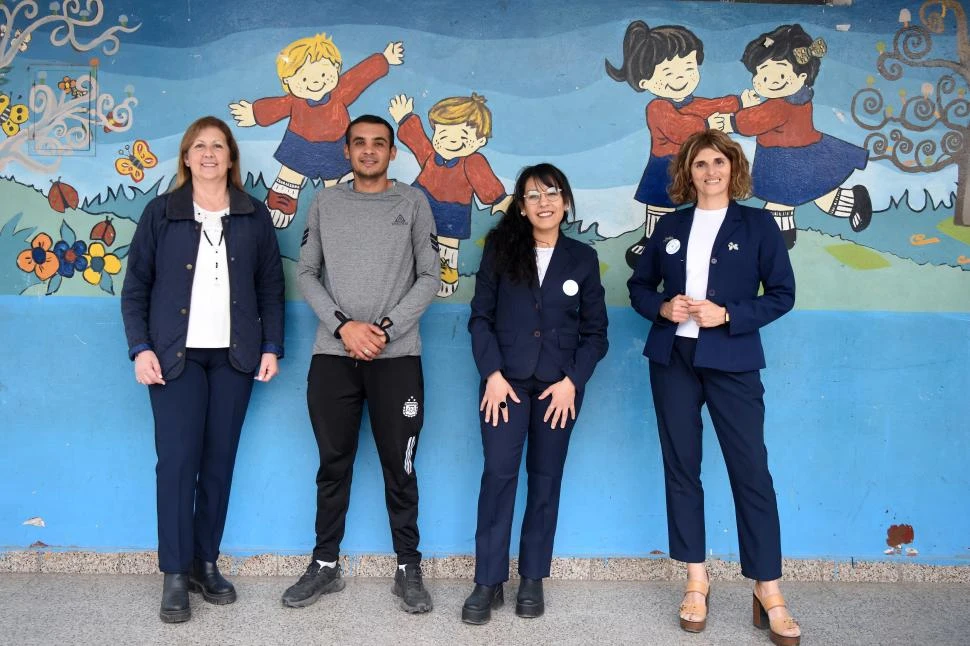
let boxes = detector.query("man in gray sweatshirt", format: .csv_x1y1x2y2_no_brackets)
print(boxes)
285,115,438,613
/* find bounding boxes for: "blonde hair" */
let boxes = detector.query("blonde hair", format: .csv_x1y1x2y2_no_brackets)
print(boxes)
427,93,493,139
175,116,243,191
668,129,752,204
276,34,341,92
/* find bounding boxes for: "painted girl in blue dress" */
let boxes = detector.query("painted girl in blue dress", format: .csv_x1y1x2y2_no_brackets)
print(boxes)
606,21,760,267
723,24,872,249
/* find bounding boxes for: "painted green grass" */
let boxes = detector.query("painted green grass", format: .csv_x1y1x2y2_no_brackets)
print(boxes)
824,243,892,270
937,217,970,246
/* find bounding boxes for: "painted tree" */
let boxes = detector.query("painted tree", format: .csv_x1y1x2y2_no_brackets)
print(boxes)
851,0,970,226
0,0,140,173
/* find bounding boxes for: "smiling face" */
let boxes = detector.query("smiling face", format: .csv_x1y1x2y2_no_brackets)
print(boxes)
283,55,340,101
690,146,731,209
431,122,486,160
183,126,231,184
344,121,396,182
751,58,806,99
520,176,569,242
638,51,700,102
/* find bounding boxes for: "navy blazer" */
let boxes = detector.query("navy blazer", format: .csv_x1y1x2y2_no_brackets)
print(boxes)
121,182,285,379
627,202,795,372
469,235,609,389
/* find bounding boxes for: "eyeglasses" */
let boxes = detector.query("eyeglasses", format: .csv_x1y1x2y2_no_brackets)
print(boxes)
523,187,563,204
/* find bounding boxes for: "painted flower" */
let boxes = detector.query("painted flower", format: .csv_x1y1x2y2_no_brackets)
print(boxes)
53,239,88,278
16,233,60,280
82,241,121,285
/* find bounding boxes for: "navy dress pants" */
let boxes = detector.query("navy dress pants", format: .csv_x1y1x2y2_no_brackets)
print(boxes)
474,377,585,585
649,337,782,581
149,348,255,574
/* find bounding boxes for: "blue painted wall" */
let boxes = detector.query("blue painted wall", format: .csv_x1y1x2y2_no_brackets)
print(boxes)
2,297,968,562
1,0,969,565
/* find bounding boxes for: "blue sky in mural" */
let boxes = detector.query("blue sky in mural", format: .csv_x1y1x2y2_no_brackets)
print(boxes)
6,0,960,236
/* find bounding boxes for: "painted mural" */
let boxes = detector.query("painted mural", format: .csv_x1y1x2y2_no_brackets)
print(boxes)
1,0,968,308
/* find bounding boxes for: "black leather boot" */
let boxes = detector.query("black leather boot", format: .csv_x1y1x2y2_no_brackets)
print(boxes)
189,559,237,605
516,577,544,618
462,583,504,625
159,573,191,623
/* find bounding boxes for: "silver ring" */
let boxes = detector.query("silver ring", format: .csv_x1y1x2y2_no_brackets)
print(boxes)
364,349,371,356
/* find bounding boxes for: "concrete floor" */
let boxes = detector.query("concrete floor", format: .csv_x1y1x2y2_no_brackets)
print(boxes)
1,573,968,645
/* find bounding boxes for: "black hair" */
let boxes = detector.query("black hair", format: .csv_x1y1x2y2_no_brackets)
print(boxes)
740,24,821,87
606,21,704,91
485,163,575,286
345,114,395,148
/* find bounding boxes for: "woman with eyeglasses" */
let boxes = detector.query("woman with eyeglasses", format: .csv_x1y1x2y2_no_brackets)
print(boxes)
462,163,608,624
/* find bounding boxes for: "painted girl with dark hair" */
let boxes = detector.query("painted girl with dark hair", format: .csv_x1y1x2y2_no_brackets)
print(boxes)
727,23,872,248
607,21,760,267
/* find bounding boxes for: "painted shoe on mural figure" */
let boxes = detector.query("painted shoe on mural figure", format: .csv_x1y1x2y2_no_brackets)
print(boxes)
781,228,797,250
189,559,236,605
625,236,649,269
461,583,504,624
392,562,433,613
679,578,710,633
515,577,544,618
159,573,191,623
265,188,298,229
281,561,345,608
753,588,801,646
849,184,873,232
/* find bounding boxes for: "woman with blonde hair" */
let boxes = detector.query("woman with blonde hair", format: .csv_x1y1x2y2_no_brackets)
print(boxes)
121,115,284,623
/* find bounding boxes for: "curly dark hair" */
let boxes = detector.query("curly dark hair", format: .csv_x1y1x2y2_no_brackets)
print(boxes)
484,163,575,285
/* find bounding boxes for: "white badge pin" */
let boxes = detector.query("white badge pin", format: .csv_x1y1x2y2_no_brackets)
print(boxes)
665,238,681,255
728,242,739,251
562,279,579,296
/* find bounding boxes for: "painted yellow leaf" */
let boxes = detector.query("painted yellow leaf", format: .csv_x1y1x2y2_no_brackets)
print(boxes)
824,244,891,270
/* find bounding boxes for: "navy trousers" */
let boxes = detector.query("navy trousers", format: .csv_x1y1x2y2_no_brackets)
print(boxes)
474,377,584,585
149,348,255,573
649,336,782,581
307,354,425,565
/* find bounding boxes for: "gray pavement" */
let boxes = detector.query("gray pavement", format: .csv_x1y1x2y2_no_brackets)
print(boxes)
1,573,968,645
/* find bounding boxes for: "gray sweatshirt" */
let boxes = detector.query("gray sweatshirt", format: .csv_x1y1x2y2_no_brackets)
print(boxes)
297,181,438,358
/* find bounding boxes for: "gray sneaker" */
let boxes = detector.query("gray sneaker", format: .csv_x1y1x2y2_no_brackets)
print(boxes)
392,563,433,613
282,561,345,608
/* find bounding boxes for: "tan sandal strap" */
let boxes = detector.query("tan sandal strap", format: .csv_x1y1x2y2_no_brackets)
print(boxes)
685,579,709,595
758,592,786,611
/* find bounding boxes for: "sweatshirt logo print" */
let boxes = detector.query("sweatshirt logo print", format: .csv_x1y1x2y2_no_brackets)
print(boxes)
392,214,407,225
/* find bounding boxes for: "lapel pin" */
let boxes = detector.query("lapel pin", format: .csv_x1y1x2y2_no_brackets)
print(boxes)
728,242,739,251
665,238,681,255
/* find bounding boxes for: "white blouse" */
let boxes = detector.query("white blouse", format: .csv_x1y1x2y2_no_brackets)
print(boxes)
536,246,555,286
676,206,727,339
186,203,231,348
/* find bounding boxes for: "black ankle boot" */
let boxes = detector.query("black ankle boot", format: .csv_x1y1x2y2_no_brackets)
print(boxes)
160,573,191,623
189,559,237,605
462,583,504,624
516,577,544,618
